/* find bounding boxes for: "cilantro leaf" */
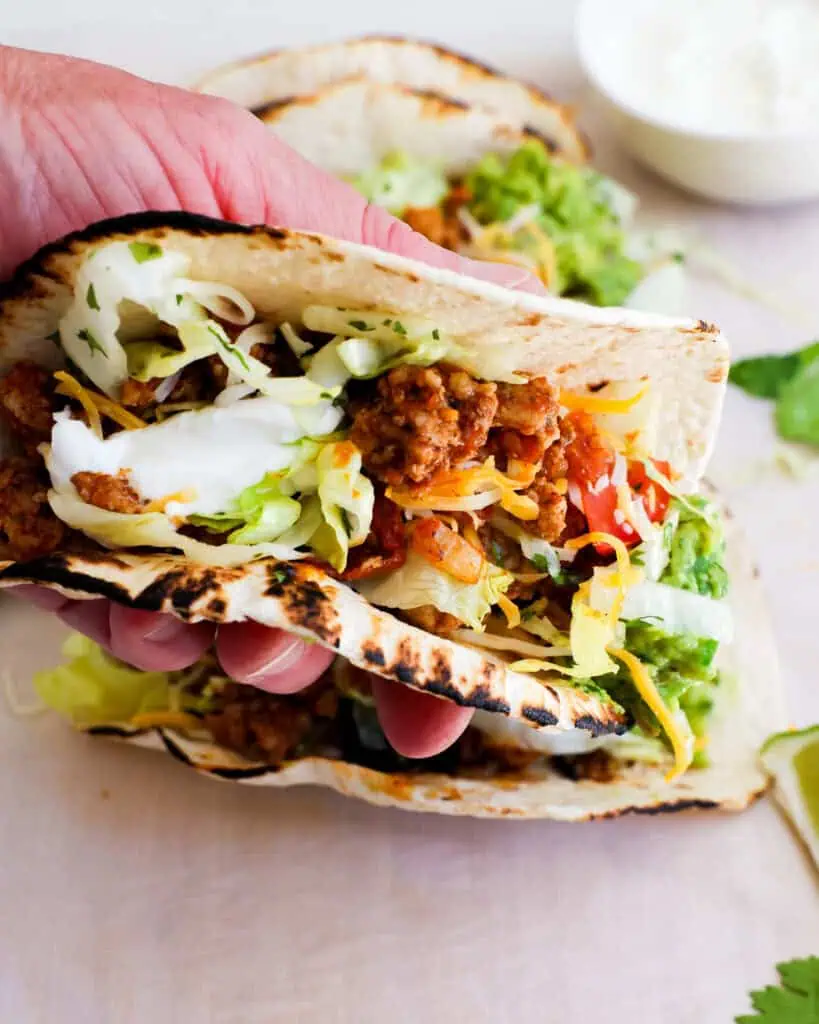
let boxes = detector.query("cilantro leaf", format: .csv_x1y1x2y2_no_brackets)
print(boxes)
128,241,163,263
776,359,819,447
729,342,819,400
736,956,819,1023
77,327,107,358
86,283,100,311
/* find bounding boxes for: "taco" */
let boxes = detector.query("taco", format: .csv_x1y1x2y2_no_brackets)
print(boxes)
258,78,644,307
194,35,587,162
0,212,738,784
34,488,781,821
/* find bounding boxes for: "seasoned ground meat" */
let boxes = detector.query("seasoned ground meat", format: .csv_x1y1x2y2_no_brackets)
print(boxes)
204,681,338,764
494,378,560,438
351,364,498,486
72,471,144,514
341,491,407,580
404,206,464,252
0,361,56,449
403,182,471,252
402,604,462,636
120,378,157,409
0,457,65,560
524,431,569,542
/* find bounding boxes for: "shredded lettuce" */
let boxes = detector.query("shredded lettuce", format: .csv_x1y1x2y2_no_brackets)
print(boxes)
355,552,514,631
301,306,524,384
48,490,308,566
34,633,174,726
311,442,375,572
351,151,449,216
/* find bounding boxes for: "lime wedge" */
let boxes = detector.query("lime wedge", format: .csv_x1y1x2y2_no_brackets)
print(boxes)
760,725,819,869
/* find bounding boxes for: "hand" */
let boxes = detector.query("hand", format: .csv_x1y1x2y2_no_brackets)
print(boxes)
1,46,542,758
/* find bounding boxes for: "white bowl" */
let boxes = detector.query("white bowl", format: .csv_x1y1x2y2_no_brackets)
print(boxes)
575,0,819,205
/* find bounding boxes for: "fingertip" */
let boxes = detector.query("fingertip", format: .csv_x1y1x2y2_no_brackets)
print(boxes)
371,676,474,759
216,621,335,694
108,605,214,672
5,584,72,613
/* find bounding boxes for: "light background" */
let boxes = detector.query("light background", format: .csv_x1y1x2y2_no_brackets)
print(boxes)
1,2,817,1021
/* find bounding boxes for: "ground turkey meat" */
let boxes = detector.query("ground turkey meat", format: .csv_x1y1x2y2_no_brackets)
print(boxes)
404,182,470,252
205,681,338,764
0,361,56,451
0,457,65,559
351,364,498,486
404,206,463,251
402,604,462,636
525,431,570,542
72,471,144,513
494,378,560,439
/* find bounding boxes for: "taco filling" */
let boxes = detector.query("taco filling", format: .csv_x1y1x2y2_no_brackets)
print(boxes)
352,140,643,307
0,234,731,779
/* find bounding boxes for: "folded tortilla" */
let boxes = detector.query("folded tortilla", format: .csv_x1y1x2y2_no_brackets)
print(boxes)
194,35,587,162
0,213,749,792
258,78,541,180
36,492,782,821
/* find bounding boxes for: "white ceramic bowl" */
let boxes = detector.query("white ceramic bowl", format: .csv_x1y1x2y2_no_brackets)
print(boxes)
575,0,819,205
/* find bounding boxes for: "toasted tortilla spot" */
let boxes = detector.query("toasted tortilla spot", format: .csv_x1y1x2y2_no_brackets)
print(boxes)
362,643,387,667
207,596,227,616
573,712,626,739
522,705,560,727
464,683,510,715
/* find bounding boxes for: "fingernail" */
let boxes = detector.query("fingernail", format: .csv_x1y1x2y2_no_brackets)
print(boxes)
245,636,306,682
144,616,186,643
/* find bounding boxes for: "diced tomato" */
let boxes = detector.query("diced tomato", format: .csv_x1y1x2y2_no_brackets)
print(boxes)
564,411,671,553
627,459,671,524
341,547,406,581
410,516,484,583
369,491,406,553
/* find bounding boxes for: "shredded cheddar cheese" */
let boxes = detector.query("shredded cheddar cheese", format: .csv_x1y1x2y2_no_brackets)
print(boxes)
565,531,633,622
144,491,197,514
507,658,591,680
129,711,201,732
387,459,539,521
608,647,692,780
54,372,146,432
559,385,648,415
497,592,521,630
463,221,557,288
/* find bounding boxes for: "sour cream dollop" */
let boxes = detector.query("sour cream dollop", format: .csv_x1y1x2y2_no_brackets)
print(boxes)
584,0,819,135
47,397,343,518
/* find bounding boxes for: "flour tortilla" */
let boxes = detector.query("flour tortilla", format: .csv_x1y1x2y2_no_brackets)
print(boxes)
194,36,587,162
81,499,784,820
257,78,540,179
0,212,728,746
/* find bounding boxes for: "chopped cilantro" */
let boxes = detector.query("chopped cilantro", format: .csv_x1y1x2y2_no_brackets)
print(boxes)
735,956,819,1023
86,283,100,311
489,540,505,566
530,553,580,587
128,241,163,263
392,320,407,336
77,327,107,358
432,328,440,341
348,320,373,332
382,318,393,327
270,566,289,585
175,294,183,306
